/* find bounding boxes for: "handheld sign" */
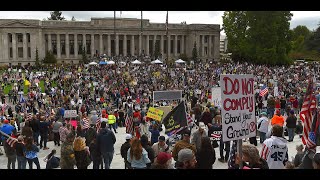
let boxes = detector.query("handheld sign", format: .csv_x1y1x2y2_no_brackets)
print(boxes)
147,107,164,121
211,87,221,107
220,75,256,142
64,110,78,118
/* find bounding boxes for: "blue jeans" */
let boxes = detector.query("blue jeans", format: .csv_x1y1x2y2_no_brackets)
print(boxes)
27,157,40,169
288,128,295,141
102,152,114,169
259,131,266,144
33,132,40,145
17,156,27,169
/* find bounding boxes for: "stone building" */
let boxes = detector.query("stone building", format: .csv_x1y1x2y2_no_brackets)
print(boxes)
0,18,220,65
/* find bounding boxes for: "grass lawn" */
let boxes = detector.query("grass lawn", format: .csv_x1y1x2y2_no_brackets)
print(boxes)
4,84,12,95
39,80,45,93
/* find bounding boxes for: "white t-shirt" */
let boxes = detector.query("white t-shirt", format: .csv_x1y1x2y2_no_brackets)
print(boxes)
257,116,269,133
261,136,288,169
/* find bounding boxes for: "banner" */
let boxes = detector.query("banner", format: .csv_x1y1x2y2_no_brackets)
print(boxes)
211,87,222,107
162,101,187,135
220,75,256,142
146,107,164,121
64,110,78,118
274,86,279,97
153,90,182,102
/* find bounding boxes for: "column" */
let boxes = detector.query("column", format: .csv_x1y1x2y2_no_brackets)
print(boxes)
23,33,27,59
107,34,111,56
167,35,171,59
57,34,61,59
115,34,119,56
214,35,220,60
65,33,70,58
208,35,212,57
160,35,164,57
48,33,52,52
153,35,156,56
82,34,86,54
74,34,78,58
123,34,127,56
139,34,142,55
3,33,9,60
146,35,149,56
91,34,94,57
201,35,205,57
12,33,17,61
174,35,178,56
0,32,2,60
131,35,134,56
181,35,184,55
99,34,103,55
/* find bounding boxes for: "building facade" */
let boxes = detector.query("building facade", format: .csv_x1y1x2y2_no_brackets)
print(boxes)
220,35,228,53
0,18,220,65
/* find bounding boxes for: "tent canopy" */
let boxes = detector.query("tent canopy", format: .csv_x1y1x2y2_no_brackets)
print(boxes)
151,59,163,64
175,59,185,63
107,60,115,65
89,62,98,65
131,59,142,64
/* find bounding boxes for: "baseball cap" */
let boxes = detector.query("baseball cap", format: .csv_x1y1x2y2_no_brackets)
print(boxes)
199,122,206,129
157,152,172,165
260,112,267,116
3,119,9,124
178,149,194,162
158,136,165,142
290,110,295,114
125,134,132,140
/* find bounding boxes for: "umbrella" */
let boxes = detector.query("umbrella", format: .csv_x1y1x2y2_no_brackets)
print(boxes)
131,59,142,64
107,61,115,65
153,59,163,64
99,61,107,65
89,62,98,65
175,59,185,63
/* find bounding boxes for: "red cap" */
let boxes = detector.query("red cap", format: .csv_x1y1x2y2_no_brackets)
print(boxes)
3,119,9,124
157,152,172,165
276,110,280,115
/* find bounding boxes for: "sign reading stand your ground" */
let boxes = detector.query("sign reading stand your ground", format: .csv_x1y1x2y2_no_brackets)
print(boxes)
147,107,164,121
220,75,256,142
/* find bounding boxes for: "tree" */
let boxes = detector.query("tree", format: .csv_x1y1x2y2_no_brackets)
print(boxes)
292,25,311,40
81,47,88,64
48,11,65,20
35,47,40,67
71,16,76,21
153,41,160,59
305,26,320,53
179,53,189,64
192,42,198,63
43,51,57,64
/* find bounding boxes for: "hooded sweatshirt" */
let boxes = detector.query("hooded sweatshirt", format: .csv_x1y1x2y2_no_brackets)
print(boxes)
271,115,284,127
260,136,288,169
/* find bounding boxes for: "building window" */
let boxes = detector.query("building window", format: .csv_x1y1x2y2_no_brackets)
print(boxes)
205,47,208,55
28,47,31,58
78,44,83,55
205,36,208,43
52,40,57,55
9,34,12,43
177,40,181,54
70,40,74,55
9,48,12,58
27,34,30,42
170,40,174,54
61,40,65,55
18,34,23,43
18,47,23,58
164,40,167,54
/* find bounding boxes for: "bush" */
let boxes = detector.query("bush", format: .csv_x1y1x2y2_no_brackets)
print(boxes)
43,51,57,64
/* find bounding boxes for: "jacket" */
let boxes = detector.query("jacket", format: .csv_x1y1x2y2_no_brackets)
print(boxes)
172,140,197,161
257,116,269,133
108,115,116,125
60,141,76,169
120,141,131,160
286,116,297,128
152,142,170,157
127,148,151,169
200,112,212,125
261,136,288,169
52,121,62,133
196,148,216,169
271,115,284,127
74,149,91,169
191,130,208,152
97,128,116,154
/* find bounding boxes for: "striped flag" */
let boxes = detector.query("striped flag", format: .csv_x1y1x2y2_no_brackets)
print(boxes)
259,85,268,97
96,117,101,133
300,78,317,150
125,115,134,135
228,140,238,169
187,114,194,126
167,126,186,137
82,117,90,129
6,136,17,148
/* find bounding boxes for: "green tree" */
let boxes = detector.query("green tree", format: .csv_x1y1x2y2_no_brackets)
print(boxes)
192,42,198,63
35,47,40,67
153,41,160,59
48,11,65,20
305,26,320,53
179,53,189,64
43,51,57,64
81,47,88,64
292,25,311,40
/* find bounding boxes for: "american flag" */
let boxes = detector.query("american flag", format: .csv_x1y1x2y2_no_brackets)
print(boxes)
228,140,238,169
187,114,194,126
210,133,221,140
6,136,17,148
125,115,134,135
82,117,90,129
167,126,186,137
96,117,101,133
300,78,317,150
259,85,268,97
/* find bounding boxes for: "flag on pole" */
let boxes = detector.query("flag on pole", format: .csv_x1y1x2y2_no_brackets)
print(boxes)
96,117,101,133
125,115,134,135
187,114,194,126
82,117,90,129
162,101,187,135
300,78,317,150
259,85,268,97
165,11,168,36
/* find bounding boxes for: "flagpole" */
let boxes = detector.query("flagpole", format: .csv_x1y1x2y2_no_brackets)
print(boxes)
140,11,143,57
114,11,116,57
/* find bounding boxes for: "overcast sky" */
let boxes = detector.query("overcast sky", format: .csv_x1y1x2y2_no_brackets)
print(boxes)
0,11,319,34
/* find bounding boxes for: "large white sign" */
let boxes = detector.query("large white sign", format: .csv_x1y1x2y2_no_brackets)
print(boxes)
64,110,78,118
211,87,222,107
274,86,279,97
220,75,256,142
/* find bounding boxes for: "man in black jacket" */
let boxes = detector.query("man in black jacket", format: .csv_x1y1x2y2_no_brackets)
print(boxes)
120,134,132,169
286,110,297,142
97,121,116,169
140,134,155,169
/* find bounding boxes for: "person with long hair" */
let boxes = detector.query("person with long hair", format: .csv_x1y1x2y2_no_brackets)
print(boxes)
196,137,216,169
73,137,91,169
127,137,151,169
235,144,269,169
24,137,40,169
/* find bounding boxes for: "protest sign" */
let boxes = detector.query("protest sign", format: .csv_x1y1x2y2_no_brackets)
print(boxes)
211,87,221,107
64,110,78,118
147,107,164,121
220,75,256,142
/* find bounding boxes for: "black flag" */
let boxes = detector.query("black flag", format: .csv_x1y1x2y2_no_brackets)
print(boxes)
162,101,187,135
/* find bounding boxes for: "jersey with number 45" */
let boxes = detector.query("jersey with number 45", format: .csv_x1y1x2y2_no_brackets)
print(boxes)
260,136,288,169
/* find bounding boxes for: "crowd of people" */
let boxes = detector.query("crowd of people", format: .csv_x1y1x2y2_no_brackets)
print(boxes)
0,58,319,169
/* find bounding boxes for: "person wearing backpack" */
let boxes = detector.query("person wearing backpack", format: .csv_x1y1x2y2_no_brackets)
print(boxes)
257,112,269,144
